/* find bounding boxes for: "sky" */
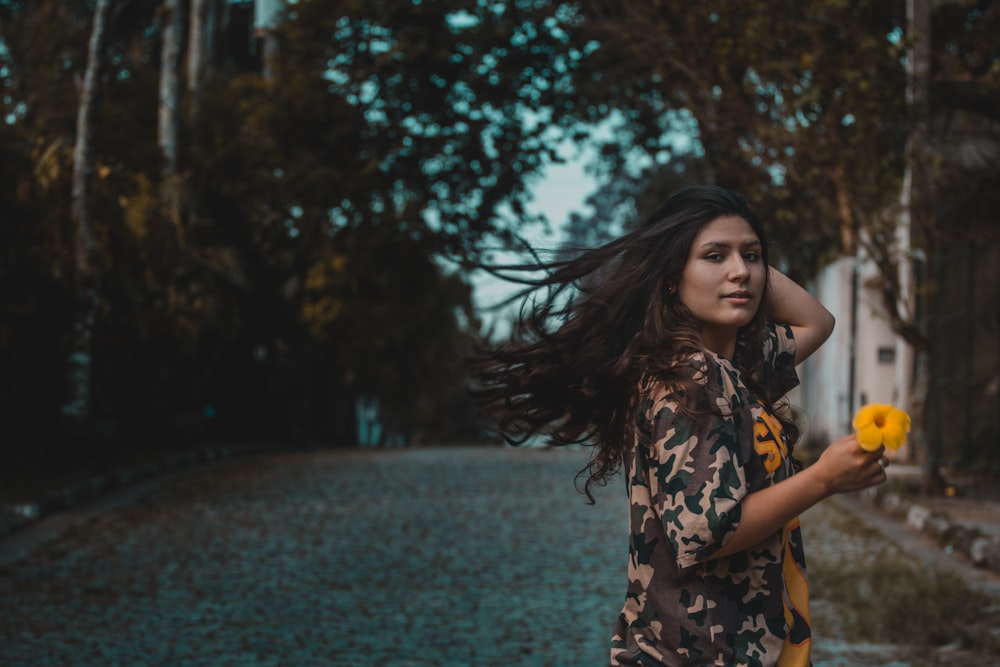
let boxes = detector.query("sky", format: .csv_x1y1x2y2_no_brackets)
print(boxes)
469,158,596,336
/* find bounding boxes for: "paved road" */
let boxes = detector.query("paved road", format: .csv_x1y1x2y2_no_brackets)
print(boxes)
1,447,998,667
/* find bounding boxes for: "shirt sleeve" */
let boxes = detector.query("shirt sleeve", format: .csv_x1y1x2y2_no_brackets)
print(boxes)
762,321,799,402
641,371,747,568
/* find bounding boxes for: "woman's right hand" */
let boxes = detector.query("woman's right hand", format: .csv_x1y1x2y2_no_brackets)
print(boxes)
812,433,888,495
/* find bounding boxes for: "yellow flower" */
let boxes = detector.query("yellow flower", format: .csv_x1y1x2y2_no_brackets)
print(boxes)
853,403,911,451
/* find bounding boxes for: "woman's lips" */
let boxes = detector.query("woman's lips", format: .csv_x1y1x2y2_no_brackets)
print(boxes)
724,292,753,304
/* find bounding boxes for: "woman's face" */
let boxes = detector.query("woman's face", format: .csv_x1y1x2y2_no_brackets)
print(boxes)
677,215,765,357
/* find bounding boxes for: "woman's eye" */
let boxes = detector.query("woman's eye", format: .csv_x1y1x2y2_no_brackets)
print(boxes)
743,252,760,262
706,253,723,261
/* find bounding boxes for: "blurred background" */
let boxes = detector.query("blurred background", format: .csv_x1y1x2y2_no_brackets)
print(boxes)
0,0,997,488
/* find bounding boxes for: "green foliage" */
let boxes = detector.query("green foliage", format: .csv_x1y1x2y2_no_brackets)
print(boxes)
0,104,75,438
2,0,578,449
558,0,910,279
1,0,997,458
258,0,588,256
923,0,1000,233
298,227,479,438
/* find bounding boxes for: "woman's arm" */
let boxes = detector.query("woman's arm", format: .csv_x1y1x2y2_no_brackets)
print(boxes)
711,272,862,560
766,267,835,365
711,434,885,559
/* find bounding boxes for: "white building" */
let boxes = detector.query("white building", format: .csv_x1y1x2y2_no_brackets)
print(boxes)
792,255,912,459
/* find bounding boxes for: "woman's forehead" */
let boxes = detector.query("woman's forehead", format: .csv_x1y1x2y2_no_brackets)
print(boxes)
693,216,760,246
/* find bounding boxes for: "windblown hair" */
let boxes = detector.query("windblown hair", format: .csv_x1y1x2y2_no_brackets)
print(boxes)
473,186,794,500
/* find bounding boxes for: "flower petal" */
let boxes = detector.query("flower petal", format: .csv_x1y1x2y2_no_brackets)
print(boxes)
853,404,890,430
888,408,911,434
853,405,876,430
856,423,884,451
881,425,907,449
881,409,911,450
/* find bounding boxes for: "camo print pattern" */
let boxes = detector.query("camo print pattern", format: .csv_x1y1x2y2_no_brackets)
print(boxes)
610,322,806,667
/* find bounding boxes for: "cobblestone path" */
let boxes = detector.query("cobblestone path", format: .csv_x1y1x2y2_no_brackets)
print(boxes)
1,447,997,666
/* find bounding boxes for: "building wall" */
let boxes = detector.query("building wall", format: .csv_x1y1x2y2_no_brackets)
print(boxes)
794,231,1000,469
791,255,907,455
856,265,905,408
791,257,854,448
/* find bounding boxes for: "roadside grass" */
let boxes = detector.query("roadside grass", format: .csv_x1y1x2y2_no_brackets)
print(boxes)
811,550,999,646
807,505,1000,664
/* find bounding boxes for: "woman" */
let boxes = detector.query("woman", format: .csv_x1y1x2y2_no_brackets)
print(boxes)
475,186,889,666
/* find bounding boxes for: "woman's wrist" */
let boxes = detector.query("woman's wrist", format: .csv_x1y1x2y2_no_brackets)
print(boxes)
796,459,834,500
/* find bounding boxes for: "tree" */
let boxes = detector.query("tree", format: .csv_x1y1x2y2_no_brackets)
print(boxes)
917,0,1000,473
63,0,113,420
554,0,1000,475
1,0,996,460
186,0,218,108
299,229,480,443
1,0,597,448
257,0,589,259
158,0,183,178
569,2,909,275
178,0,595,441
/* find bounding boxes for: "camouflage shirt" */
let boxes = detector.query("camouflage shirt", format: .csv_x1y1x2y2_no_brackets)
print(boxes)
611,322,810,667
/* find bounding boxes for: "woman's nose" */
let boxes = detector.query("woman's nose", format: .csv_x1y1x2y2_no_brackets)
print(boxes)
728,256,750,280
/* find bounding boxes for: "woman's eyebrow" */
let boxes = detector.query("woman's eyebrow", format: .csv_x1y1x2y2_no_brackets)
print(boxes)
699,239,762,249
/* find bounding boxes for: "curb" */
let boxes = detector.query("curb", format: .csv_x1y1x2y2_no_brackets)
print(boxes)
860,484,1000,574
0,444,277,540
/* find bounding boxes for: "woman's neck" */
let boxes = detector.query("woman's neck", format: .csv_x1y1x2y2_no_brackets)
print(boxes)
699,328,737,360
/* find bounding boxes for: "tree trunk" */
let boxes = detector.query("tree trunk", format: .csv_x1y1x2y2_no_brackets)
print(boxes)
905,0,942,488
63,0,113,419
254,0,283,77
159,0,185,178
159,0,188,266
187,0,217,117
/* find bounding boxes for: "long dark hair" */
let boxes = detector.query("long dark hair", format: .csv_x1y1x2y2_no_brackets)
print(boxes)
473,186,786,500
